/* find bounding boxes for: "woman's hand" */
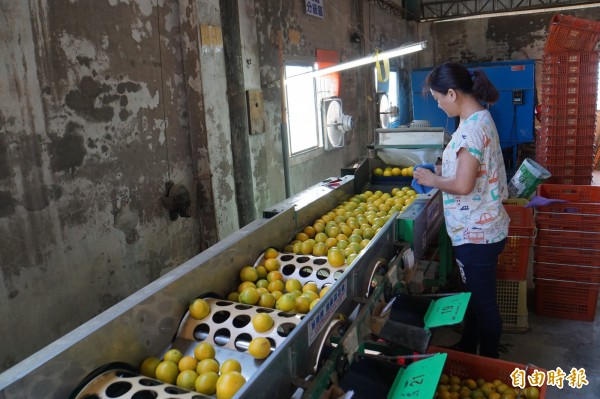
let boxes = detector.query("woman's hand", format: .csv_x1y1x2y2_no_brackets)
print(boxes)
413,166,437,188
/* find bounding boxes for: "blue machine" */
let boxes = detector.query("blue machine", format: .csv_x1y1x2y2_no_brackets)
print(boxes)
411,60,536,173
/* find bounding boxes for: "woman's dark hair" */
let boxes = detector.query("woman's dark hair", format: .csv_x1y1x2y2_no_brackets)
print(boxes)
426,62,499,104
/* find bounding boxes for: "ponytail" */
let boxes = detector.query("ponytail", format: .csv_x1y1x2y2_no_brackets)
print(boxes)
426,62,499,104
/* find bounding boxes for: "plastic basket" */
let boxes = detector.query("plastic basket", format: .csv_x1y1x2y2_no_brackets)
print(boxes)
542,51,600,64
544,13,600,53
534,245,600,267
427,346,547,398
497,235,533,281
535,154,594,168
536,212,600,232
536,184,600,202
541,60,598,75
543,165,593,178
535,143,594,158
540,103,598,117
538,125,596,139
545,175,593,186
497,279,529,332
540,83,598,98
536,229,600,250
504,205,535,236
535,133,595,147
541,72,598,86
539,114,597,128
534,278,599,322
534,261,600,284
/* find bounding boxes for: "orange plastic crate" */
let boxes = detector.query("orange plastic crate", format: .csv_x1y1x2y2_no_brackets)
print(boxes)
543,51,599,64
534,278,599,321
541,72,598,86
544,14,600,52
534,245,600,267
535,143,595,158
535,133,595,147
537,229,600,250
540,103,598,117
535,154,594,168
536,212,600,232
498,236,533,281
427,346,547,398
534,261,600,284
546,175,593,185
541,61,598,75
540,83,597,98
537,184,600,202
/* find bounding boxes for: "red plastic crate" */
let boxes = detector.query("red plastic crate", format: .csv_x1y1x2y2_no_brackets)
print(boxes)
539,90,598,106
540,115,597,128
541,72,598,86
542,61,599,75
540,83,598,97
534,261,600,284
535,155,594,168
536,212,600,231
537,184,600,202
544,165,593,178
540,103,598,117
537,229,600,250
535,143,595,158
427,346,547,398
534,278,599,321
534,245,600,267
543,51,600,64
498,236,533,280
505,205,535,236
538,125,596,138
535,134,595,147
546,175,593,185
544,14,600,53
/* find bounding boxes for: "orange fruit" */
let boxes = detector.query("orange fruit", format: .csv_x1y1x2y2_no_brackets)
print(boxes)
196,358,220,374
271,290,283,300
220,358,242,374
294,296,311,313
276,293,296,312
140,357,161,378
252,313,274,332
285,279,302,292
194,342,216,361
256,279,269,289
267,279,284,293
216,371,246,399
264,258,280,272
195,371,219,395
312,242,328,256
264,247,279,259
178,355,198,372
303,282,318,294
189,299,210,320
163,349,183,364
327,248,345,267
239,287,260,305
258,292,276,308
176,369,198,390
303,225,316,238
238,281,256,293
309,298,320,310
319,285,331,298
239,266,258,282
255,265,268,279
267,270,283,282
155,360,179,384
248,337,271,359
301,291,319,302
295,232,309,241
227,292,239,302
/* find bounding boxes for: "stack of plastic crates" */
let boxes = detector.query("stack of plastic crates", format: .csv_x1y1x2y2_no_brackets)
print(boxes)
533,184,600,322
496,205,535,332
536,14,600,185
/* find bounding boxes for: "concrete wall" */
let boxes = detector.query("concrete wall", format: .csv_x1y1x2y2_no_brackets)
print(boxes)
0,0,418,372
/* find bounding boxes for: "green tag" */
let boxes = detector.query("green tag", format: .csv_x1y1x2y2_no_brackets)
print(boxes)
424,292,471,329
387,353,447,399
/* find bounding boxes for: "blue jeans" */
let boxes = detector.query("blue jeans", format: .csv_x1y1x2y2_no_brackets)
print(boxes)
453,239,507,358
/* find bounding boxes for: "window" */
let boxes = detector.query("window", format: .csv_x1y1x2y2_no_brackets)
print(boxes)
285,64,320,155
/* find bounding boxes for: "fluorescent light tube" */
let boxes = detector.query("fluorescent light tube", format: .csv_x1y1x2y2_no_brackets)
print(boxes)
285,41,426,83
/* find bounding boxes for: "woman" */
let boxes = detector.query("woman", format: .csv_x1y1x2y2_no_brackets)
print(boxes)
412,62,509,358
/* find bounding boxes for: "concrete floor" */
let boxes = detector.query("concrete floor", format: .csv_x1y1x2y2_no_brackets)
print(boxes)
430,170,600,398
431,290,600,398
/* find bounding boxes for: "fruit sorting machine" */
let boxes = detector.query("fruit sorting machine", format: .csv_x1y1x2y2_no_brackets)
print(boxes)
0,157,464,399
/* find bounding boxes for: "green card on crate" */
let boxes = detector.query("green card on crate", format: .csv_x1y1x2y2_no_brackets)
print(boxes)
387,353,447,399
423,292,471,329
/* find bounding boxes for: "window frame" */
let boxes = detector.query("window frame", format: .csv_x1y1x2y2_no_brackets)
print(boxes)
284,60,322,160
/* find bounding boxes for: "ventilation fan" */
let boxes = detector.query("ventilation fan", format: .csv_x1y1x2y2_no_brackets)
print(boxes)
322,97,355,151
376,92,398,129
